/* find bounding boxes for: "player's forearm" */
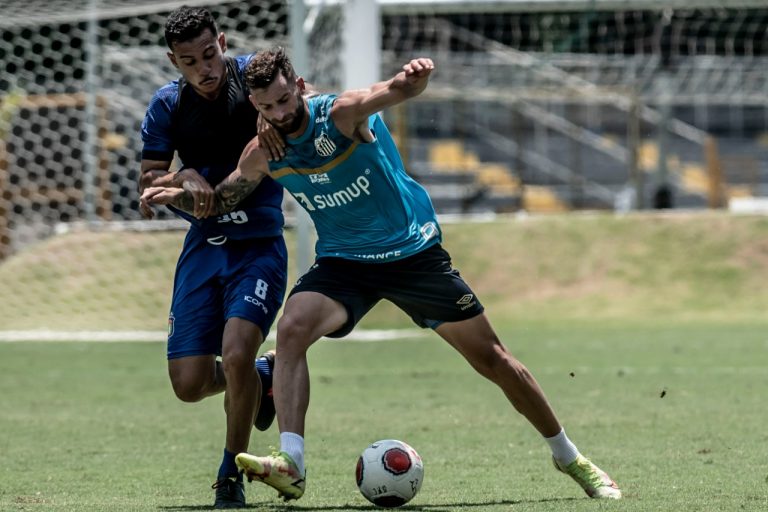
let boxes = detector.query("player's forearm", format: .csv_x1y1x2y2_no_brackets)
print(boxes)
166,188,233,217
140,168,185,191
388,71,428,99
167,173,262,216
383,58,434,102
215,172,263,213
140,169,170,192
360,72,426,116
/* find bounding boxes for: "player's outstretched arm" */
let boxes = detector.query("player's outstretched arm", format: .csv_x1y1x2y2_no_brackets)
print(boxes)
332,57,434,138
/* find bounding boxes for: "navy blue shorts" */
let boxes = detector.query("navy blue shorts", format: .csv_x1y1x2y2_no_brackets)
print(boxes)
290,243,484,338
167,233,288,360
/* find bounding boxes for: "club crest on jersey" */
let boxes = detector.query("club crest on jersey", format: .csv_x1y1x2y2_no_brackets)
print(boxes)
314,132,337,157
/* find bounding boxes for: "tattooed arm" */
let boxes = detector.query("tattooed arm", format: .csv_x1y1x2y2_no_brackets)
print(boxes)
183,169,262,216
140,137,270,218
140,170,263,218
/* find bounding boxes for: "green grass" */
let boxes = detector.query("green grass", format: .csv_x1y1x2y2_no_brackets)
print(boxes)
1,320,767,511
2,212,768,510
3,211,768,330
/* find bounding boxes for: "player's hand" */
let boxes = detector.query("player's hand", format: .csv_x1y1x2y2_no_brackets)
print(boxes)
402,58,434,86
139,192,155,219
177,168,215,218
140,186,186,218
257,116,286,161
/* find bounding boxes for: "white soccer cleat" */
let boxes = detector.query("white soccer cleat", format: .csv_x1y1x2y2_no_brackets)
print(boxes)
236,451,305,501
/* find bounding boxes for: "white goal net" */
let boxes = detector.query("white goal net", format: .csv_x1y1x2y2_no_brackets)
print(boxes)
0,0,347,260
0,0,344,331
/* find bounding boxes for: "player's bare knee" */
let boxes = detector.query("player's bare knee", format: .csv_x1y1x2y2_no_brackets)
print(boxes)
470,341,516,380
220,349,254,379
171,377,207,403
494,354,535,389
276,314,313,352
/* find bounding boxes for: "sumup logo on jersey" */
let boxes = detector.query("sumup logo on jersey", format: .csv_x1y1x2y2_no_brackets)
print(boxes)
292,175,371,211
314,132,336,157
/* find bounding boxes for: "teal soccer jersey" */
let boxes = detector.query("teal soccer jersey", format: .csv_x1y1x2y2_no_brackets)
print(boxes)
269,94,441,261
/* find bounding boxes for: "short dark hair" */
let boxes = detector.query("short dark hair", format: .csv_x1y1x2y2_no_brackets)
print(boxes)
164,6,218,50
244,47,297,90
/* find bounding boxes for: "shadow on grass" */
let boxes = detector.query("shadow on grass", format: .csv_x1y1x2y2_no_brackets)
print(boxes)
159,496,580,511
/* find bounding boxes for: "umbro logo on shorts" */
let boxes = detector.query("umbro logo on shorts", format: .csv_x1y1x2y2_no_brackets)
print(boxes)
456,294,474,305
456,293,478,311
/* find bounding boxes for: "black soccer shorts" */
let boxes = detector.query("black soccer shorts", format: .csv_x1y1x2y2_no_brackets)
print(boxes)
289,243,485,338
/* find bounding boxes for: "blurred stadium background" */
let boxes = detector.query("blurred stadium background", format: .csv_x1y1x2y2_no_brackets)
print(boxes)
1,0,768,331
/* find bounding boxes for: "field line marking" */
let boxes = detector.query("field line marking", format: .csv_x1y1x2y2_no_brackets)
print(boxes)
0,328,427,343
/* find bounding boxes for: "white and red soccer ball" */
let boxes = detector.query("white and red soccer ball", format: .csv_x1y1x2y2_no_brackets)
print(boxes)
356,439,424,508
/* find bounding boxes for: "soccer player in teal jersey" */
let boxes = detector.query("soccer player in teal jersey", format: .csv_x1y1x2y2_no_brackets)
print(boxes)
142,47,621,501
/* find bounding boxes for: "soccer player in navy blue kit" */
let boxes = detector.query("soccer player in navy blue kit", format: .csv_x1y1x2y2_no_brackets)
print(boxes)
143,48,622,502
139,7,287,509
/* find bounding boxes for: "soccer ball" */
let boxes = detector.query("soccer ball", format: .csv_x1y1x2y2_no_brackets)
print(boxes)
355,439,424,508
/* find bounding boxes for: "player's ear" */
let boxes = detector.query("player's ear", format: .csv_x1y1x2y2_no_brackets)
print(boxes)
167,52,178,68
248,94,259,110
296,77,306,92
218,32,227,53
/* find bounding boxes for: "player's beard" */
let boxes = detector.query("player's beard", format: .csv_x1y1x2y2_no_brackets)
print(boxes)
274,93,306,135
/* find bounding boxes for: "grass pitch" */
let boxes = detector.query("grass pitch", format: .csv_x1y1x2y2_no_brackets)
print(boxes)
2,212,768,510
1,320,767,511
3,211,768,330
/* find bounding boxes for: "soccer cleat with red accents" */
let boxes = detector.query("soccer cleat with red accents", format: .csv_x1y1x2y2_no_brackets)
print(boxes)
236,451,305,501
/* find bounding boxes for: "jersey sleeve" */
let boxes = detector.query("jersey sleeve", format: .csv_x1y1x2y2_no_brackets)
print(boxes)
234,53,253,75
140,82,178,162
310,94,338,121
369,111,380,130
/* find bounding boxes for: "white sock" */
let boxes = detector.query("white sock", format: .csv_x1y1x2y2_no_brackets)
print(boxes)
545,428,580,465
280,432,305,475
